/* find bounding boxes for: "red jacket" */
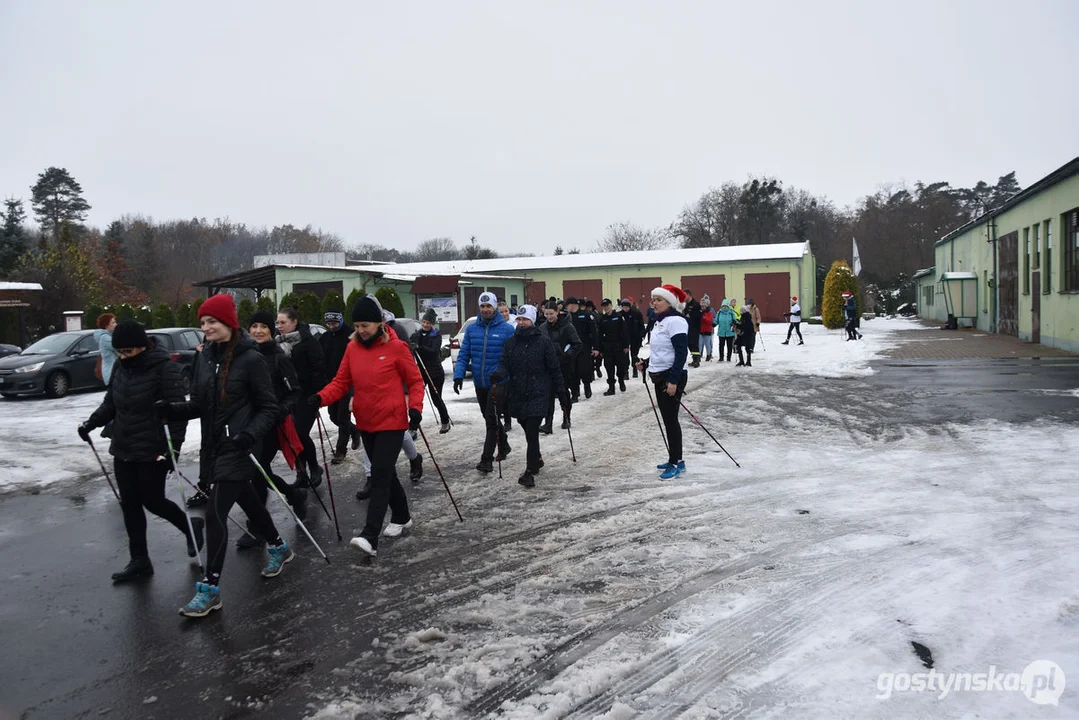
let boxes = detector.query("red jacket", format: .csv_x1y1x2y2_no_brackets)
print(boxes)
317,328,423,433
700,307,715,334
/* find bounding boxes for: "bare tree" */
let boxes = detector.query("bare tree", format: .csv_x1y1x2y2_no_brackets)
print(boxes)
673,182,741,248
413,237,460,262
596,222,671,252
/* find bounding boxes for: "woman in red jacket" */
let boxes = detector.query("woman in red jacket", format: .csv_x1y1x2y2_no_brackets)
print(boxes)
310,296,424,557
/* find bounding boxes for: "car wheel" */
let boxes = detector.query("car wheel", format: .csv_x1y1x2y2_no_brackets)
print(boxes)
45,371,70,398
181,369,192,395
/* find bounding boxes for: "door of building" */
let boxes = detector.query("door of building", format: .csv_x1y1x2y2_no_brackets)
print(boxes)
619,276,663,305
997,231,1018,336
743,272,791,322
680,274,726,305
485,286,506,304
463,287,484,326
563,279,603,305
526,281,547,306
1031,273,1041,343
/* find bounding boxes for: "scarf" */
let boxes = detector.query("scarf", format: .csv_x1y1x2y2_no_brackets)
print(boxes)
276,329,302,357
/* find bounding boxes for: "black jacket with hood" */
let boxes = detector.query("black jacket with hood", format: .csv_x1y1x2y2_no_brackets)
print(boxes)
538,312,582,368
494,326,565,419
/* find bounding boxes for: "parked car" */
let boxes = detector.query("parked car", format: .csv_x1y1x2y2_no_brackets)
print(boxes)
449,316,477,368
0,344,20,359
0,330,105,398
147,327,204,394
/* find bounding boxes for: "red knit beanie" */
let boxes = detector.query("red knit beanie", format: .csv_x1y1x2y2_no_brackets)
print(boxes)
197,294,240,330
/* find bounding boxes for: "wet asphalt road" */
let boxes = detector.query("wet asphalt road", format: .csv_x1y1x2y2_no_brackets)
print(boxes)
1,356,1077,720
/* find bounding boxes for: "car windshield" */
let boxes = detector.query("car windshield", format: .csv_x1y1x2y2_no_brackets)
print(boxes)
20,333,79,355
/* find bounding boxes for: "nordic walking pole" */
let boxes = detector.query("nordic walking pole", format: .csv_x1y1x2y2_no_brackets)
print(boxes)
565,413,577,463
249,453,330,564
416,425,464,521
156,430,252,540
413,348,453,430
679,400,740,468
640,363,669,455
86,436,121,503
491,383,504,480
313,413,343,540
757,329,765,352
162,423,205,573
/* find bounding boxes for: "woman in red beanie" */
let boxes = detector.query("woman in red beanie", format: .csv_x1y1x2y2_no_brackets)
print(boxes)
159,293,294,617
310,295,424,557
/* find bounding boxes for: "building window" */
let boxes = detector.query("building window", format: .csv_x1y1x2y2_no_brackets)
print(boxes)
1033,223,1041,269
1023,227,1030,294
1066,209,1079,291
510,294,518,307
1044,219,1052,293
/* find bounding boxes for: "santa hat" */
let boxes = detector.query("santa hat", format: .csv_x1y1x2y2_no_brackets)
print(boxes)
651,284,687,311
791,296,798,302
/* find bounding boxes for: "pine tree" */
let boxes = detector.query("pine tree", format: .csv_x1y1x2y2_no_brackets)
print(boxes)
0,198,29,276
134,305,153,328
152,303,176,328
175,302,196,328
298,292,321,325
278,291,300,312
375,287,405,319
30,167,91,241
255,295,276,315
236,297,255,327
321,289,345,317
822,260,859,329
345,287,362,313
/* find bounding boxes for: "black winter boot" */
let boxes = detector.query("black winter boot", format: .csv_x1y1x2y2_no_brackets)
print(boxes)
290,487,308,522
409,455,424,482
517,471,535,488
476,458,494,473
618,378,626,392
541,418,553,434
603,384,616,396
497,436,511,461
112,557,154,582
583,384,592,399
355,476,373,500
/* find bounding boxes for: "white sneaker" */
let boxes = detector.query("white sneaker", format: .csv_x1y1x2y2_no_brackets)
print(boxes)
382,519,413,538
349,536,377,556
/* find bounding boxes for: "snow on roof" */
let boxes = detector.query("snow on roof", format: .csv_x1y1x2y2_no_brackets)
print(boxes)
278,264,532,282
0,282,44,291
911,267,936,280
939,271,977,280
341,241,809,277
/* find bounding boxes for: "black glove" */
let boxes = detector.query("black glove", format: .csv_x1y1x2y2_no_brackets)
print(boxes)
489,371,506,384
408,408,422,431
154,399,173,420
225,433,253,455
409,342,420,352
307,394,322,408
77,422,94,443
453,378,463,395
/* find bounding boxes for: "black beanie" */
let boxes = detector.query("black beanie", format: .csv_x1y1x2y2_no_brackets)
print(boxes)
248,309,277,332
422,308,438,324
111,320,148,349
352,296,383,323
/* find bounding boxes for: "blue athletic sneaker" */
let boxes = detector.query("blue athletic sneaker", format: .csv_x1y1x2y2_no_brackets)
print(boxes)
659,460,686,480
656,462,672,470
262,542,294,578
179,581,222,617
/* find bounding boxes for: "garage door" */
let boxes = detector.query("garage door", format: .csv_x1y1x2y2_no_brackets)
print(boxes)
563,279,603,305
679,274,726,305
744,272,791,322
526,281,547,306
619,277,662,305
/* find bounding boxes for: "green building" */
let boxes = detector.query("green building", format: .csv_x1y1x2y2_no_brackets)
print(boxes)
921,157,1079,351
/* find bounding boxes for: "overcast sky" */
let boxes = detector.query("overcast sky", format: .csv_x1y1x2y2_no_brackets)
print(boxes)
2,0,1077,254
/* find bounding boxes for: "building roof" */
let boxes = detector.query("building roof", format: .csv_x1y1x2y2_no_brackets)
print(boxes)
343,241,811,277
937,156,1079,246
939,271,977,280
911,267,936,280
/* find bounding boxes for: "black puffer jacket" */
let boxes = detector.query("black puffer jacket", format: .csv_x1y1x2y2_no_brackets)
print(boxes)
255,339,301,423
318,325,350,378
172,332,279,484
409,327,445,381
538,313,581,369
88,346,187,462
278,322,326,397
494,326,565,420
598,312,630,351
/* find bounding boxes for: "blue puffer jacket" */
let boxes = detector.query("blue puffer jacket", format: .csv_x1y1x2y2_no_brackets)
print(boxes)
453,311,515,388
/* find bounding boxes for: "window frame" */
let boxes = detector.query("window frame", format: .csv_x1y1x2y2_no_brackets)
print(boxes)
1065,209,1079,292
1023,226,1031,295
1044,219,1052,293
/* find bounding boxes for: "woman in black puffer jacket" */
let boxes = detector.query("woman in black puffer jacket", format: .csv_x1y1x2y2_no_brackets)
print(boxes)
490,305,569,489
275,307,326,487
161,295,293,619
79,321,202,583
538,302,581,434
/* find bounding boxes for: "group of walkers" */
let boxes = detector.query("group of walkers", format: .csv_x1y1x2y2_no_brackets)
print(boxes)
74,281,825,619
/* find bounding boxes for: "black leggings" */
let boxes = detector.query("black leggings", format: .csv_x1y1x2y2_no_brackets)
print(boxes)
786,322,803,342
718,336,734,360
206,476,282,582
252,442,304,508
292,406,320,474
522,416,543,471
115,459,191,559
651,371,687,465
424,372,450,425
328,394,354,455
359,430,409,550
475,386,509,461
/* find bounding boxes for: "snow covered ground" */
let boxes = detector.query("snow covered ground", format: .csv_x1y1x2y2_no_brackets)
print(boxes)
3,318,1078,719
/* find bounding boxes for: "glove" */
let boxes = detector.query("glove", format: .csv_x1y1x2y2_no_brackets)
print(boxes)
453,378,463,395
409,342,420,352
77,422,94,443
489,371,506,384
408,408,422,432
307,394,322,408
224,433,253,454
154,399,174,420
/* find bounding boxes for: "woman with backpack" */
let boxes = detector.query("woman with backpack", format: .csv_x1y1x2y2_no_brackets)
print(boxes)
78,320,202,583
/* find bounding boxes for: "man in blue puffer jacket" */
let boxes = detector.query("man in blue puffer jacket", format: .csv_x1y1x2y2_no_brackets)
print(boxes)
453,291,516,473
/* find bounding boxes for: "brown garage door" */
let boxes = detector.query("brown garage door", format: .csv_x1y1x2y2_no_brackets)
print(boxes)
998,231,1018,336
619,276,662,305
526,281,547,306
463,287,484,325
680,274,726,305
563,279,603,305
485,286,506,304
744,272,791,322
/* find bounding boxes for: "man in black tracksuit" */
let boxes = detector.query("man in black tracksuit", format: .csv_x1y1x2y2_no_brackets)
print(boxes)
621,299,645,377
682,290,703,368
538,302,581,432
585,299,604,380
597,299,631,395
319,310,355,463
564,297,599,401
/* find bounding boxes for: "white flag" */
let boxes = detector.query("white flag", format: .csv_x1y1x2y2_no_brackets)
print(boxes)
852,238,862,277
